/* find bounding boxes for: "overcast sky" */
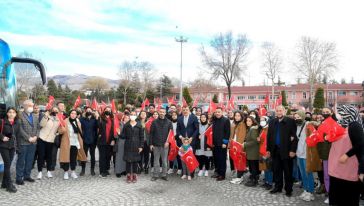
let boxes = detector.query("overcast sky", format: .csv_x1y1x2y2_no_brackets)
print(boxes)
1,0,363,86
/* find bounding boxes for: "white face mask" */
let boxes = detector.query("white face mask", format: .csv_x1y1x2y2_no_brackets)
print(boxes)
130,115,137,121
260,121,267,128
250,115,256,119
27,107,34,113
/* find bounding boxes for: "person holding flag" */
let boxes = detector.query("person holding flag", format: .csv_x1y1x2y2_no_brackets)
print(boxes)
179,137,194,181
97,107,116,178
242,116,260,187
120,111,144,183
258,116,273,190
211,107,230,181
168,111,181,175
150,108,173,181
195,113,212,177
229,111,247,185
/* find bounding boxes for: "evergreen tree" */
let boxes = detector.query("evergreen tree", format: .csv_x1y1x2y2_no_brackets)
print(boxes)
281,90,288,107
157,75,173,97
182,87,193,106
212,94,219,103
47,79,58,97
313,87,325,114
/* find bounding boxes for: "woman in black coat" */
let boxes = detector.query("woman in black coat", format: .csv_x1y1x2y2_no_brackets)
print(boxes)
0,107,20,193
121,111,144,183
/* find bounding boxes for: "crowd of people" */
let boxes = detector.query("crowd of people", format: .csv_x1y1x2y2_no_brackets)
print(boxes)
1,99,364,206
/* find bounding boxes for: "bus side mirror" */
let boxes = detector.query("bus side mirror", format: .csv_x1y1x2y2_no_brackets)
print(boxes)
9,57,47,85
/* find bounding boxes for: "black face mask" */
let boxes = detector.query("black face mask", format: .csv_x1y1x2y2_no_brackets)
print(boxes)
76,111,82,116
295,119,303,125
50,112,57,116
104,111,111,116
172,119,177,123
200,120,208,125
86,112,93,117
322,114,331,120
305,117,311,121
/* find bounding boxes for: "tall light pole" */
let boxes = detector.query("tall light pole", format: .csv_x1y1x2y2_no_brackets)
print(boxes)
175,36,188,105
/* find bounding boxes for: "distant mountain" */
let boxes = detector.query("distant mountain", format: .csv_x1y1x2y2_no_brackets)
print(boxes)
48,74,119,90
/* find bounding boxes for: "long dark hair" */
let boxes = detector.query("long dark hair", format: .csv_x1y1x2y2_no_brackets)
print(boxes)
245,116,258,127
6,107,18,121
233,111,244,125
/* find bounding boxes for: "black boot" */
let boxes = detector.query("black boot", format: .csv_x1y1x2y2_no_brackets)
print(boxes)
244,179,257,187
6,184,17,193
90,168,96,176
80,167,85,176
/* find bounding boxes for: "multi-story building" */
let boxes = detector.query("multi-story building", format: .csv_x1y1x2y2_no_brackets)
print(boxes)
172,83,364,110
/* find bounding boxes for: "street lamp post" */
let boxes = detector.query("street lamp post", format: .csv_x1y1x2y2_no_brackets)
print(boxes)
175,36,188,105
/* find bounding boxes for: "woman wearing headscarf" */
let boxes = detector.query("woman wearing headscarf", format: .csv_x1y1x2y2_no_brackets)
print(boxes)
328,105,364,206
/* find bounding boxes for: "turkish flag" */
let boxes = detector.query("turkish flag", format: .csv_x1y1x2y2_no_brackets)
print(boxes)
207,99,217,113
275,95,282,108
192,96,199,108
113,116,120,136
306,125,324,147
141,98,150,111
111,99,117,114
57,113,66,127
91,98,98,110
218,102,226,111
46,96,55,110
264,93,269,105
167,96,176,106
167,129,177,148
229,140,243,162
85,99,90,107
100,101,107,112
259,130,267,156
181,149,199,173
168,144,179,161
233,152,247,171
258,105,267,117
204,126,213,148
182,97,188,107
73,96,81,109
145,117,155,133
318,117,345,142
226,95,235,110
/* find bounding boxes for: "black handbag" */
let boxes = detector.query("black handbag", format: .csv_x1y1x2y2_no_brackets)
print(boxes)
54,134,62,148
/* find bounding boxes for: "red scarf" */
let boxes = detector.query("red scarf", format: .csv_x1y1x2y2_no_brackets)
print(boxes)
105,118,112,143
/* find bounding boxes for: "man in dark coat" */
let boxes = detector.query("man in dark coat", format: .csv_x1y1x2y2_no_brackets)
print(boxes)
266,105,298,197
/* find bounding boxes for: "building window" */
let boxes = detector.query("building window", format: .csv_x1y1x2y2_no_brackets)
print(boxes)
328,92,333,99
303,92,307,99
248,95,256,100
237,96,246,100
338,91,346,96
258,95,266,100
349,91,358,96
291,92,296,99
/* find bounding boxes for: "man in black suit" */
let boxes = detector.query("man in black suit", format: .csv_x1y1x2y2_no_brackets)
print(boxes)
266,105,298,197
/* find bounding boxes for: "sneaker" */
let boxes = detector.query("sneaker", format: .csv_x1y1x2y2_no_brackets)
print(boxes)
99,173,107,178
159,168,162,173
177,170,182,175
71,171,78,179
198,170,204,177
151,177,158,181
181,175,187,179
47,171,53,178
167,169,174,174
302,193,314,201
324,198,329,204
300,191,308,199
230,170,236,177
204,170,209,177
161,176,168,181
132,174,137,183
230,178,243,184
15,180,24,185
64,172,69,180
187,176,192,181
151,168,154,173
37,172,42,180
126,175,132,183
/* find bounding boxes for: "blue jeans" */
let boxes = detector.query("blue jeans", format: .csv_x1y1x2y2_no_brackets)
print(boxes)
16,144,36,181
292,158,301,181
264,170,273,185
297,157,315,193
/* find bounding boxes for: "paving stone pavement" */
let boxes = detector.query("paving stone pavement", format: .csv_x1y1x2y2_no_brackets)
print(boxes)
0,163,362,206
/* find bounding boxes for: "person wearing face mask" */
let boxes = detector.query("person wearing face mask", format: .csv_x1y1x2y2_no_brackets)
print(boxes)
229,111,247,185
168,111,181,175
16,100,41,185
328,105,364,205
266,105,298,197
294,111,315,201
36,107,61,180
316,107,333,203
0,107,21,193
97,107,116,178
249,110,260,127
115,114,129,177
58,110,87,180
305,112,312,122
258,116,273,190
243,116,260,187
137,111,149,174
79,107,98,176
196,113,213,177
120,111,144,183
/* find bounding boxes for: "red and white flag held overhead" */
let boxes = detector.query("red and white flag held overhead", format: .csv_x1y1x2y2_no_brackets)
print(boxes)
192,96,199,108
85,99,90,107
141,98,150,111
182,97,188,107
167,95,176,106
91,98,98,110
46,96,55,111
207,98,217,113
111,99,117,114
73,96,81,109
226,95,235,110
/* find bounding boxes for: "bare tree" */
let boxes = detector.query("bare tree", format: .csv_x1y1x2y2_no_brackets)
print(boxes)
261,42,283,108
137,61,154,99
14,51,41,97
118,61,137,105
200,31,250,99
82,77,110,98
294,36,338,109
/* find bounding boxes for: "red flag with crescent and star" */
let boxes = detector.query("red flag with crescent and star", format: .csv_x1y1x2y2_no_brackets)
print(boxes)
181,149,199,173
45,96,55,110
